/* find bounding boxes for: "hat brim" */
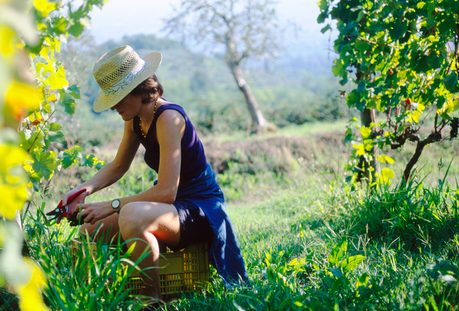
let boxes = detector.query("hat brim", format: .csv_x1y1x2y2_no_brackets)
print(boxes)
92,51,162,113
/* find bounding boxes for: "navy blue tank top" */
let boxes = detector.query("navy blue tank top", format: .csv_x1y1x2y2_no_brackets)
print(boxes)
133,103,208,184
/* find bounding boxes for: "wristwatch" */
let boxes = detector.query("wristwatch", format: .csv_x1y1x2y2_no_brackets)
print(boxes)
111,199,121,214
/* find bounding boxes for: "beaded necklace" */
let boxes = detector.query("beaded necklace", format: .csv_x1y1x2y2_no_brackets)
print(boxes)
139,100,157,138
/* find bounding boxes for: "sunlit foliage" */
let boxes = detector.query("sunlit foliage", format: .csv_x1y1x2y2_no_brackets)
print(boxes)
319,0,459,183
0,0,105,309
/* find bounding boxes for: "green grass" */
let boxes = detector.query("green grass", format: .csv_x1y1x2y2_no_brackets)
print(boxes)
275,120,350,136
5,164,457,311
164,175,459,310
200,119,349,144
19,205,155,311
3,119,459,310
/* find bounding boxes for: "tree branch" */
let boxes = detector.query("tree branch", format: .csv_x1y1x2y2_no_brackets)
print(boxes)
403,131,442,181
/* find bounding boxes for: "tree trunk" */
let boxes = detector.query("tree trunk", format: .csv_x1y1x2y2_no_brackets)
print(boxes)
225,33,276,134
228,63,275,133
403,131,442,182
356,108,380,184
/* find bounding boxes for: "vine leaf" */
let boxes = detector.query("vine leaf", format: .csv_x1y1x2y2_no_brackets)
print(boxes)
341,255,366,273
444,71,458,92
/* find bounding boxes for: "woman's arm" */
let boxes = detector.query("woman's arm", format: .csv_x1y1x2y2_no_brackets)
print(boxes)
77,119,140,195
78,110,186,224
60,120,140,210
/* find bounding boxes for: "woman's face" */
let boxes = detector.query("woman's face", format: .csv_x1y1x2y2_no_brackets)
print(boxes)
110,94,142,121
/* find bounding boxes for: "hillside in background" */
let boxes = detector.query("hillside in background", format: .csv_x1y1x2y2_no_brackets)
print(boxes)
59,33,349,135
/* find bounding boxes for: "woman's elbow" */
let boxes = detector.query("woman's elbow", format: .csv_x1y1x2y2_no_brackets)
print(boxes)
162,192,177,204
158,187,177,204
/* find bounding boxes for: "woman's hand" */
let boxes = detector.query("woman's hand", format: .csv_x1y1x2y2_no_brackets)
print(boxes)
56,189,89,224
77,201,115,225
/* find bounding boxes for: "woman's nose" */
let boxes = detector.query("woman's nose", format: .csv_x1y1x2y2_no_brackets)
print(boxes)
111,104,118,111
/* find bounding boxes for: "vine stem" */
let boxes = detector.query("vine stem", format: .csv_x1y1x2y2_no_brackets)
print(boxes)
434,113,438,132
27,109,55,153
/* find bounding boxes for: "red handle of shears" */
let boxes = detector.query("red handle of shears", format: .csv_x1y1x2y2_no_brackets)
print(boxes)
57,188,87,216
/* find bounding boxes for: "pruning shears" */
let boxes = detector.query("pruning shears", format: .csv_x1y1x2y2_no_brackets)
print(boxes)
47,188,87,226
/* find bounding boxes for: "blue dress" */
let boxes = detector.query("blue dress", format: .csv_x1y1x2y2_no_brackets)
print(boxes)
133,103,249,285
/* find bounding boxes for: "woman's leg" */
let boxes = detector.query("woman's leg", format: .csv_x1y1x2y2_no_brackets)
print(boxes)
80,213,122,246
118,201,180,300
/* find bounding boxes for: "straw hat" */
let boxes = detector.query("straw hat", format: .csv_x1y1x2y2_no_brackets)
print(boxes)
92,45,162,113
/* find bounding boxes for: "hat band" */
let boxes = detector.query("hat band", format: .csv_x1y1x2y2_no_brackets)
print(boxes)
103,59,146,96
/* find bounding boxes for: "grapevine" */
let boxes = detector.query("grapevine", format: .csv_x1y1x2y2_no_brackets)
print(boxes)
0,0,106,309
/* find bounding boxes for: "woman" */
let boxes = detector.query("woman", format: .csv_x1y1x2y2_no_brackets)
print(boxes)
59,46,248,302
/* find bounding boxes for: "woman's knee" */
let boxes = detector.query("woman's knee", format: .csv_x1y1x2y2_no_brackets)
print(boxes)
118,202,147,238
118,202,180,244
80,213,121,244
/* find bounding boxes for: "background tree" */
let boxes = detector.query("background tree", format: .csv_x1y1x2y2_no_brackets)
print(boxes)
163,0,280,134
319,0,459,184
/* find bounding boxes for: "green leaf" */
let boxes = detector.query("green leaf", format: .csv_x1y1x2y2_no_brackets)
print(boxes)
436,96,447,109
347,91,364,110
68,85,80,99
93,0,107,9
42,103,52,113
329,240,347,265
322,276,334,288
357,81,366,93
355,40,370,52
444,71,458,92
59,146,83,169
344,127,355,143
318,0,328,11
432,260,459,276
328,268,343,279
32,151,57,181
427,260,459,285
356,98,367,111
53,17,68,35
417,2,425,9
366,98,377,109
317,12,328,24
47,131,65,144
389,21,406,41
81,154,105,169
332,59,345,77
124,242,137,257
356,272,369,289
60,92,77,115
321,24,331,34
67,22,85,37
49,123,62,131
341,255,366,272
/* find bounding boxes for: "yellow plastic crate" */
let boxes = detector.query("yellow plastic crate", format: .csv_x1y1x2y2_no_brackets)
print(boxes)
70,238,97,265
70,238,210,298
128,242,210,298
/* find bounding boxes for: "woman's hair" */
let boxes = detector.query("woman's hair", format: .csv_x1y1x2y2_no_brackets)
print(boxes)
130,73,164,104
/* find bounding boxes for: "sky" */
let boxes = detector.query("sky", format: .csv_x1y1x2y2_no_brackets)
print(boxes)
88,0,332,55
